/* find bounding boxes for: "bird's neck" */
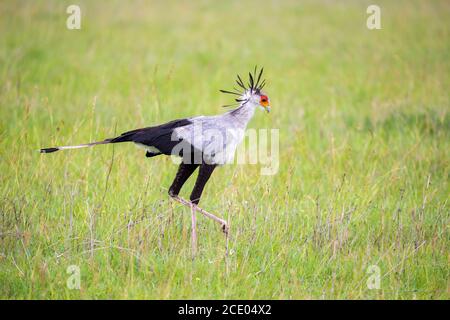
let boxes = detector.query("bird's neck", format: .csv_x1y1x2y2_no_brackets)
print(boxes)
228,102,256,127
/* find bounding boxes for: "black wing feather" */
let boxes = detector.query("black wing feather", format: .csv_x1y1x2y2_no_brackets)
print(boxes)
111,118,192,156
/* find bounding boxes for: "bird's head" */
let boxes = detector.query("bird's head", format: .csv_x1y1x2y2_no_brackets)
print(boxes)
220,67,271,113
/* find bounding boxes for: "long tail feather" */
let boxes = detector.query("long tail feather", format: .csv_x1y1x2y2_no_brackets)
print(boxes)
40,139,112,153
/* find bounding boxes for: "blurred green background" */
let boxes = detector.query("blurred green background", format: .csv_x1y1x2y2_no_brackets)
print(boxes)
0,0,448,299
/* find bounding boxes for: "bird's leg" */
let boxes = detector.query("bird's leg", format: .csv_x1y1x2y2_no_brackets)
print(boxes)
189,164,229,234
190,202,197,258
169,162,229,233
168,163,200,256
189,163,217,206
168,163,199,198
168,162,229,258
171,195,229,234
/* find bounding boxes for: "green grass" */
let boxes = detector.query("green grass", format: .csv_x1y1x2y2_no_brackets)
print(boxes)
0,0,449,299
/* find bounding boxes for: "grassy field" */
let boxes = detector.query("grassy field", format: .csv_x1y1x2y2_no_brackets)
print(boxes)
0,0,448,299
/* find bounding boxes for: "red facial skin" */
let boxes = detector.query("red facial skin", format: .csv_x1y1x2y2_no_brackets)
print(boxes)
260,95,269,107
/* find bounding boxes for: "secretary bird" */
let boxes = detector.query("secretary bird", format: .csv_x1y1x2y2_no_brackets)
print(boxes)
40,67,270,256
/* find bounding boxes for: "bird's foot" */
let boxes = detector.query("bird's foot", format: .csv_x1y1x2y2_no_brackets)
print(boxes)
221,222,229,235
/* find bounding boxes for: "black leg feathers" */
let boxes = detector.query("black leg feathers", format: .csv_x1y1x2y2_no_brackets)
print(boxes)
190,164,216,205
168,162,216,205
169,163,199,197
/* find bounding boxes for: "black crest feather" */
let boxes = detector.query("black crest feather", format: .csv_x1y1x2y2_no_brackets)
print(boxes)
220,66,266,98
